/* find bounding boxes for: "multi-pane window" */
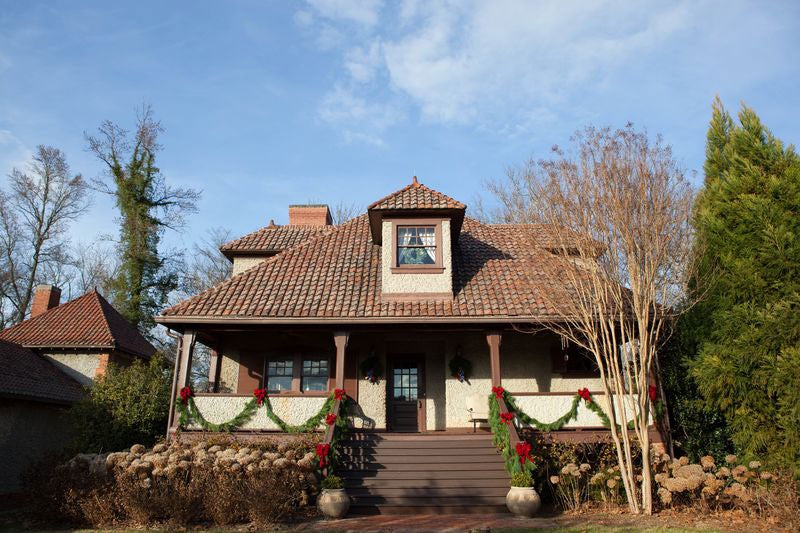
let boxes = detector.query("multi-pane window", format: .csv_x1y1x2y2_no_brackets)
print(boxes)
392,364,418,400
266,359,293,392
302,358,329,391
396,226,436,266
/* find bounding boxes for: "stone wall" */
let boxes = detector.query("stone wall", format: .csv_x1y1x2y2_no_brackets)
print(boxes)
43,352,102,386
0,400,73,493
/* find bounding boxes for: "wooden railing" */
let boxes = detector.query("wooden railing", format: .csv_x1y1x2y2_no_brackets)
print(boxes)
495,395,520,448
320,398,341,477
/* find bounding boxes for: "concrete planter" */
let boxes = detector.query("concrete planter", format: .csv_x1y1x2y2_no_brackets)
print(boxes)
318,488,350,519
506,486,541,518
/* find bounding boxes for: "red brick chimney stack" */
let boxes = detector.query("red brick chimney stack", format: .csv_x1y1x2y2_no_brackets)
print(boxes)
288,205,332,226
31,284,61,318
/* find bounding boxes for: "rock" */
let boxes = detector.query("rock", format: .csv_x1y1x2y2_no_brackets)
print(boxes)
238,447,251,455
263,452,280,462
230,462,242,472
284,449,297,461
258,459,272,469
130,444,146,455
152,443,167,453
208,445,221,453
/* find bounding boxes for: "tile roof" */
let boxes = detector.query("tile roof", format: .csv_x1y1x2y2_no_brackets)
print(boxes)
0,291,157,358
220,224,330,257
0,339,85,404
368,178,466,211
160,214,584,322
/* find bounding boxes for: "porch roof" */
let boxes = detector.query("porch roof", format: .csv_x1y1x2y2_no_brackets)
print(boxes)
159,214,585,324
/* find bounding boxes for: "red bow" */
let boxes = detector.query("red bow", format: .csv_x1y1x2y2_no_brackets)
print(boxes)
179,386,193,404
334,388,346,400
578,388,592,403
253,388,267,406
648,384,658,402
325,413,338,426
492,386,505,399
516,441,535,465
500,412,514,424
316,443,330,467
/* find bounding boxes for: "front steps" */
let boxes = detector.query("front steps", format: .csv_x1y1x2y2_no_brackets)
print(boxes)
338,432,509,515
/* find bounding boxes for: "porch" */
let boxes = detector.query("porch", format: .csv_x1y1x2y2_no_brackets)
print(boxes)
167,326,635,437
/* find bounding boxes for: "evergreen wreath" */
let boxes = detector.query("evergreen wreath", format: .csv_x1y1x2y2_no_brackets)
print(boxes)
448,354,472,382
359,355,383,383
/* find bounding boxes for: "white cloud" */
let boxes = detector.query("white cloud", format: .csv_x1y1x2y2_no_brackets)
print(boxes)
0,129,33,175
306,0,384,27
318,83,403,146
302,0,796,144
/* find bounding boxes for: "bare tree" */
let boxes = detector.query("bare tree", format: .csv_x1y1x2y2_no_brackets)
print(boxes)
0,146,89,326
330,201,360,224
68,240,118,297
488,124,694,514
180,227,233,296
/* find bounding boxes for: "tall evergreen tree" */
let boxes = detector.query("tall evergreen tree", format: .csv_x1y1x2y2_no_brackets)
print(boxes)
87,106,199,333
687,98,800,472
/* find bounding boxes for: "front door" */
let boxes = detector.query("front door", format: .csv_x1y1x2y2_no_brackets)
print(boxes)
387,355,425,432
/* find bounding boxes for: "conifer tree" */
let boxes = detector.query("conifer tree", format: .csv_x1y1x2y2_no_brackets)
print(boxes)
688,98,800,472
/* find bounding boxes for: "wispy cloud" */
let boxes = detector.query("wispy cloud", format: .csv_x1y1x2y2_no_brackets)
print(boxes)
298,0,796,145
0,129,33,174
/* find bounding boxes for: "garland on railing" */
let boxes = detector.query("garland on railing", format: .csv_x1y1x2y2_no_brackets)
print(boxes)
175,386,346,434
488,386,637,474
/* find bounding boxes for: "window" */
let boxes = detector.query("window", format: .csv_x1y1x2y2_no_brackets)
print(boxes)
302,357,329,391
392,364,418,400
266,359,293,392
265,355,331,393
397,226,436,265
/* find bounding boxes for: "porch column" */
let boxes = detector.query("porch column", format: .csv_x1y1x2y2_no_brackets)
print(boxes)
168,330,196,432
208,348,222,393
486,331,503,387
333,331,350,389
176,330,197,390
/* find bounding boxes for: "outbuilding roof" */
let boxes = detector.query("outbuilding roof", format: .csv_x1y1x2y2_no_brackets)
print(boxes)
0,291,157,358
0,339,85,404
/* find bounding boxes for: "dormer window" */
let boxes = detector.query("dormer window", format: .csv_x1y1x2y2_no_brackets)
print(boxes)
391,220,443,272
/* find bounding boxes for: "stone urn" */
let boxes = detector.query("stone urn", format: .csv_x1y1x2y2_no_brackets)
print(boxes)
506,486,541,518
318,488,350,519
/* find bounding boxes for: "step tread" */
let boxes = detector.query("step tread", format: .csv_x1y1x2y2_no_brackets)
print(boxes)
347,487,509,497
341,470,509,480
345,478,510,488
351,496,508,505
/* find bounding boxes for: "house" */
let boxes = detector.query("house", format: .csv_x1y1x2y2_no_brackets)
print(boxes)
0,286,156,494
158,178,661,513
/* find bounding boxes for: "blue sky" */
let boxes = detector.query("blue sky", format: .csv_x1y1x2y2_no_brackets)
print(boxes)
1,0,799,249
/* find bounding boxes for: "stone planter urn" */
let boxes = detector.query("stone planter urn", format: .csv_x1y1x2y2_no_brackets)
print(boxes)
318,488,350,519
506,486,541,518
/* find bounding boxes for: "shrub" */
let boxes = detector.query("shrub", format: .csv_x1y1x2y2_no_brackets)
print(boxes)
24,438,318,528
321,475,344,490
511,471,533,488
70,353,172,453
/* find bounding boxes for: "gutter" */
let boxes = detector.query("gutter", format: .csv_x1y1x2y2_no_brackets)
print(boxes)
155,315,552,325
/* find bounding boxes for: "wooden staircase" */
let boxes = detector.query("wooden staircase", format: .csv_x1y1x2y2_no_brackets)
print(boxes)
338,432,509,514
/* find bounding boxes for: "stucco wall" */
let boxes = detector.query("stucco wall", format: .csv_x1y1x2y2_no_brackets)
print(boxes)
189,395,328,430
0,400,73,494
381,219,452,294
43,353,101,386
219,350,240,393
425,350,446,430
445,332,605,428
353,352,386,429
232,256,271,276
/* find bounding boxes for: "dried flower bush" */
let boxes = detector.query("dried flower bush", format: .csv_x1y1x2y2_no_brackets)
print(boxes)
23,437,319,528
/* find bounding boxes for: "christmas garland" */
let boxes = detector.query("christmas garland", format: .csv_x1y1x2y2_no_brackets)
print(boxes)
176,386,346,434
448,354,472,382
488,387,635,474
176,387,350,476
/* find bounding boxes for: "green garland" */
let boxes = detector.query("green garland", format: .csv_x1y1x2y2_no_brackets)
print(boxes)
177,396,260,432
261,394,336,433
488,389,636,474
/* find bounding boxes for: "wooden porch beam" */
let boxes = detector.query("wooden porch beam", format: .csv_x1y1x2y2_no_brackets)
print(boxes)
207,348,222,393
486,331,502,387
176,330,197,391
333,331,350,388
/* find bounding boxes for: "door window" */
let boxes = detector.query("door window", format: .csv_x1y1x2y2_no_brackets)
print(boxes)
392,364,418,400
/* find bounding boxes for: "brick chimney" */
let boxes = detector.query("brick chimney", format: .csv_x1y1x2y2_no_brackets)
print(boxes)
288,204,332,226
31,284,61,318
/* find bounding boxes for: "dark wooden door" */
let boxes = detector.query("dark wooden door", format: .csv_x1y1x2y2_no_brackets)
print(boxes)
387,355,425,432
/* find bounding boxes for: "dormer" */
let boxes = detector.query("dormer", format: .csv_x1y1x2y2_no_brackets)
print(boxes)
367,177,466,299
